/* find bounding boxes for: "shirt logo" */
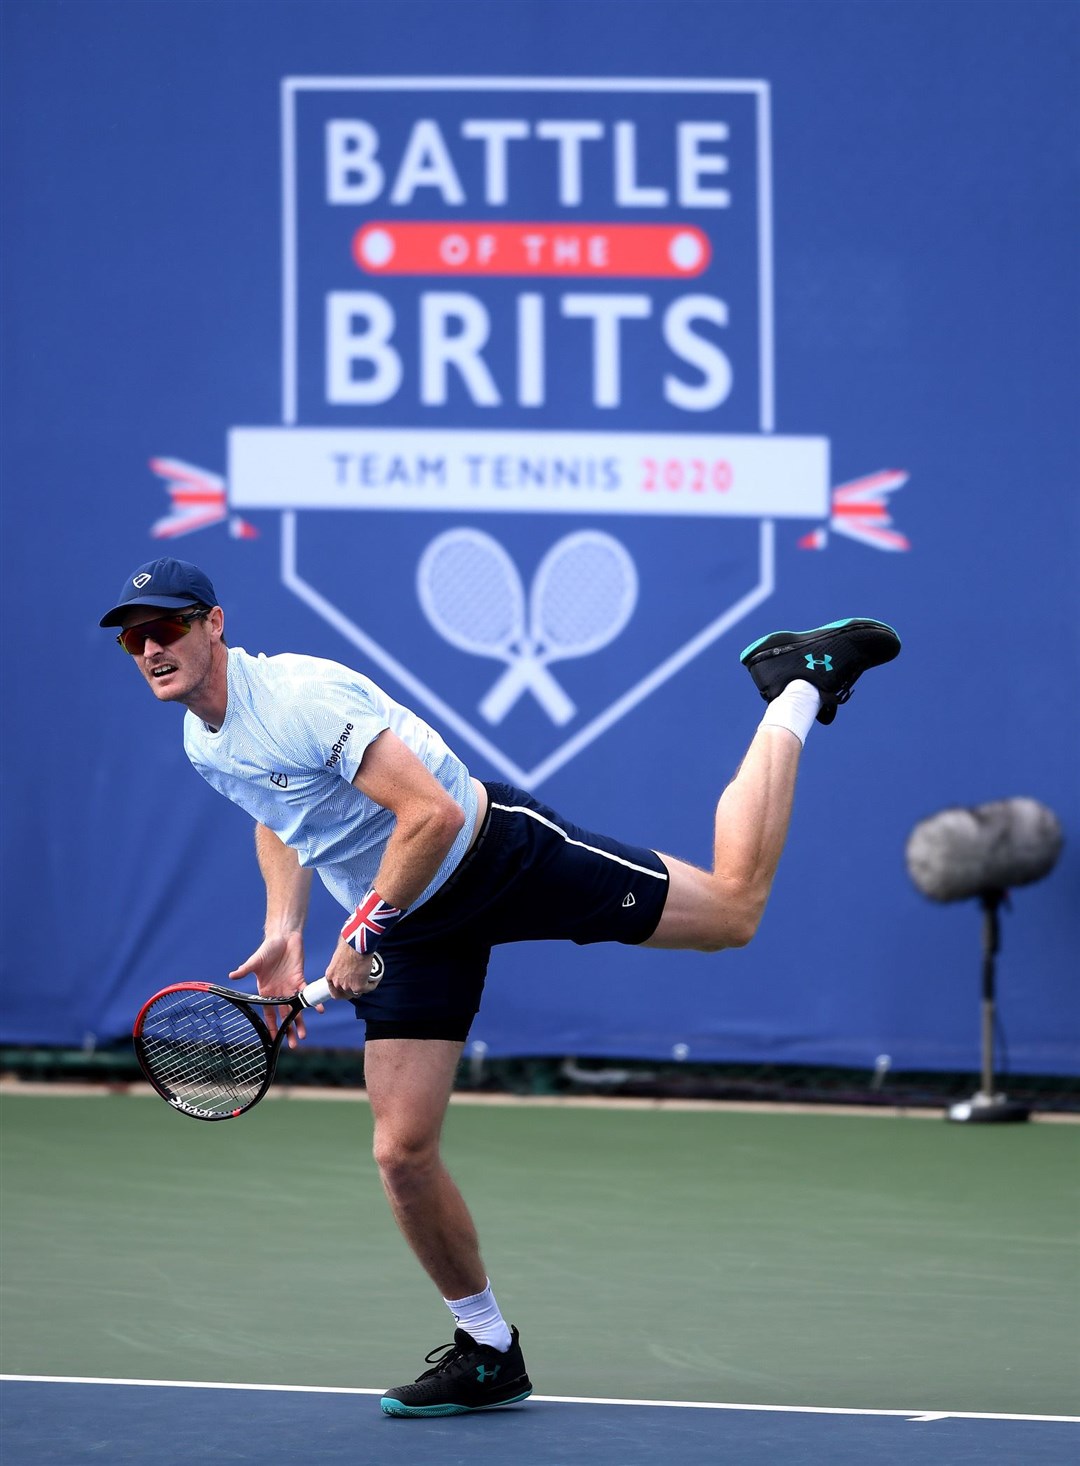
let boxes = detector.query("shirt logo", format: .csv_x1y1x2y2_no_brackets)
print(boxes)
325,721,355,768
270,772,289,788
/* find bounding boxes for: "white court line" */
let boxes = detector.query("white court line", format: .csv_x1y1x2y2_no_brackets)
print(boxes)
2,1377,1077,1424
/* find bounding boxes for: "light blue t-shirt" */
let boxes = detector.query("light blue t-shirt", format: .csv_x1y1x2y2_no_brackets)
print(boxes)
184,648,478,915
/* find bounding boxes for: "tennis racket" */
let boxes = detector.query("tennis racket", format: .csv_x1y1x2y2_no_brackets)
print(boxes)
133,959,381,1121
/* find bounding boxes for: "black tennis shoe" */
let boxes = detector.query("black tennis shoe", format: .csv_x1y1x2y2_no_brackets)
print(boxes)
380,1326,533,1417
740,617,901,725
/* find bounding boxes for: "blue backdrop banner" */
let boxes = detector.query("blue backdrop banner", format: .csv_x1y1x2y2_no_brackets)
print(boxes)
2,0,1077,1074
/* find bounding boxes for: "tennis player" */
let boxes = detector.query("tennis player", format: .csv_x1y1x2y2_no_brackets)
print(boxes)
101,555,900,1417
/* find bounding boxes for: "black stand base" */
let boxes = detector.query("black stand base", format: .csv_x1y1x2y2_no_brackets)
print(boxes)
947,1092,1031,1124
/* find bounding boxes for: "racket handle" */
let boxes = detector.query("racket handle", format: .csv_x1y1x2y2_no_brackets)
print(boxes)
299,953,384,1007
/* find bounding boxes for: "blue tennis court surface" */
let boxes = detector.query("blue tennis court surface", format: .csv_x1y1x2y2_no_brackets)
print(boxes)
3,1378,1076,1465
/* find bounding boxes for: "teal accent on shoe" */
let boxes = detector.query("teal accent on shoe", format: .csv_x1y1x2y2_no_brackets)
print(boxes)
804,652,833,671
739,617,899,662
738,630,773,659
816,617,899,635
739,630,772,661
380,1388,533,1418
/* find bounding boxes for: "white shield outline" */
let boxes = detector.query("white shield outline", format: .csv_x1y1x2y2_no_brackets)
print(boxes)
274,75,783,789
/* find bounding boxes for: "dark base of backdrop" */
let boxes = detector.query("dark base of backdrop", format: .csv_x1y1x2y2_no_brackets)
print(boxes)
3,1046,1078,1115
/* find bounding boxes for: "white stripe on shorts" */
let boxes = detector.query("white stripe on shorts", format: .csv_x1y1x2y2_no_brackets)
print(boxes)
491,803,668,881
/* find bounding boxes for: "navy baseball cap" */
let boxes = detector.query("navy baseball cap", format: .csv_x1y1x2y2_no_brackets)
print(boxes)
99,557,220,627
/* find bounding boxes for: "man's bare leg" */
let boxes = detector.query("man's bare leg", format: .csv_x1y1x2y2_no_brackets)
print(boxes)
364,1037,488,1300
646,722,804,951
648,615,901,952
372,1037,532,1411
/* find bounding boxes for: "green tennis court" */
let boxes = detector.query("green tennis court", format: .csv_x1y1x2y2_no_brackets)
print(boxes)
2,1091,1077,1418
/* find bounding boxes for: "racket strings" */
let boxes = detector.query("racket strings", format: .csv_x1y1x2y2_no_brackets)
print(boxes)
420,533,523,647
532,535,638,653
138,990,270,1114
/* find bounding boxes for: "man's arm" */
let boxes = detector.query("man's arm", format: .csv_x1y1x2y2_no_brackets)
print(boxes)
323,729,466,998
254,822,314,938
353,729,466,909
229,826,314,1039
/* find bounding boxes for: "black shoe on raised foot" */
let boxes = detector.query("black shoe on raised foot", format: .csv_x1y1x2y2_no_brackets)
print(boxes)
380,1326,533,1417
740,617,901,725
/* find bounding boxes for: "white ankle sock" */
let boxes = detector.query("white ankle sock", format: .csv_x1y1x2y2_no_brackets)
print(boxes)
443,1279,512,1352
759,679,822,746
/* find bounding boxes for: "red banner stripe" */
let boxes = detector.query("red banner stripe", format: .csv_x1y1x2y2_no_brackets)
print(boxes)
832,504,891,522
352,222,711,278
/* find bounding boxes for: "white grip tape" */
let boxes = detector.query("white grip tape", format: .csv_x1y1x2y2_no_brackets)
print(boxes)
299,953,384,1007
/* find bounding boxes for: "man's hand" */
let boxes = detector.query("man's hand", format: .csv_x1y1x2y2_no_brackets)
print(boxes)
324,940,380,1000
229,931,312,1047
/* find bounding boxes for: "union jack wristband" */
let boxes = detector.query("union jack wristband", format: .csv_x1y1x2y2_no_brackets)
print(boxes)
340,890,405,955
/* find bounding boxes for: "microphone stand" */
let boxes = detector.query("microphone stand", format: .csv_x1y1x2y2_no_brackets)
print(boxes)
947,889,1031,1123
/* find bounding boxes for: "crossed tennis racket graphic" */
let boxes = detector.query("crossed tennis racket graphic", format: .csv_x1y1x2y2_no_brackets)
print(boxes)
417,529,639,726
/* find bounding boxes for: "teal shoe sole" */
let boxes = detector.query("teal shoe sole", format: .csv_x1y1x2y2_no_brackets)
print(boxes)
380,1387,533,1417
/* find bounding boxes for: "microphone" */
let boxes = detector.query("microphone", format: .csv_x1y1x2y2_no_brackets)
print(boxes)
905,798,1063,904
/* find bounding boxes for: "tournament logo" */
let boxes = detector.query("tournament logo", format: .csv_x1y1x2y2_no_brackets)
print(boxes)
146,77,908,788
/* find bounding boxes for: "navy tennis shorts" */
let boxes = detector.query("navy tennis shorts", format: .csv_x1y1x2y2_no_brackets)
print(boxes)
355,781,670,1042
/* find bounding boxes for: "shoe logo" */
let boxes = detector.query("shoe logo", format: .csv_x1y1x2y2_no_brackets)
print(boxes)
270,772,289,788
476,1364,501,1383
804,653,833,672
622,893,636,908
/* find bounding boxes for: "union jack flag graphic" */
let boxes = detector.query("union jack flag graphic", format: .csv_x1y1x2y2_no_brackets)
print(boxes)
148,457,258,541
798,470,910,552
341,891,405,954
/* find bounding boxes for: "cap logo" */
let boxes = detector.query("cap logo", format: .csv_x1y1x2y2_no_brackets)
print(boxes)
132,573,152,588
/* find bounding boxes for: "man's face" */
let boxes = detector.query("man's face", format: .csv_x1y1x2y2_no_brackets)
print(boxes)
118,604,222,705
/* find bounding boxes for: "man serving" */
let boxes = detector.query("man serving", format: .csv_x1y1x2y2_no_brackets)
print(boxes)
101,554,899,1417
